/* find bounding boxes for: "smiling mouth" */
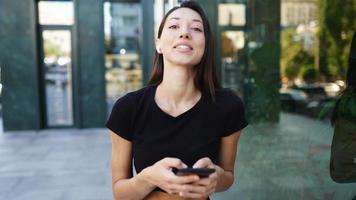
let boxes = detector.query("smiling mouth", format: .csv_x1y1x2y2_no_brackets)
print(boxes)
174,45,193,50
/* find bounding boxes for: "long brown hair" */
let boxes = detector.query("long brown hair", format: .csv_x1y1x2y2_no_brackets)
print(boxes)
148,1,220,99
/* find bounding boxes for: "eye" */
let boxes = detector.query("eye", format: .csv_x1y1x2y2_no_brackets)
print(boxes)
168,25,179,29
192,27,203,32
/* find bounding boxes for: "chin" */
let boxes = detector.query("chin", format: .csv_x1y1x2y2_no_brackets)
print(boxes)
164,53,202,67
173,60,200,67
172,56,202,66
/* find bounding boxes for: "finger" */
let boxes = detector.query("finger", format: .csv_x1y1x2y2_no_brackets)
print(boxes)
162,157,187,168
209,171,218,180
177,184,206,195
183,185,216,198
163,184,183,195
179,188,210,199
179,192,205,199
169,174,200,184
167,182,203,195
192,177,211,186
192,157,212,168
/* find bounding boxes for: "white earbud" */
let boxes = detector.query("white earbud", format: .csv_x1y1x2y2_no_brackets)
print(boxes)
156,47,162,54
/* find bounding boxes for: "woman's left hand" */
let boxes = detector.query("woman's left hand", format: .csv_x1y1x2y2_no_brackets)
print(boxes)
177,157,224,199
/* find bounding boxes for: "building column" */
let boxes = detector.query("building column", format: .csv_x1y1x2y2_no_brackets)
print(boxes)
75,0,107,128
245,0,281,123
0,0,42,131
141,0,155,85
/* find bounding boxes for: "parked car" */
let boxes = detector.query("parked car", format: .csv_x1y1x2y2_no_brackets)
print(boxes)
280,87,308,112
290,85,328,101
280,84,336,118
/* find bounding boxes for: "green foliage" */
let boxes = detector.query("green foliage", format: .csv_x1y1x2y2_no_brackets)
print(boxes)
317,0,356,81
44,39,65,58
248,42,281,123
281,29,315,81
299,65,317,83
281,29,302,79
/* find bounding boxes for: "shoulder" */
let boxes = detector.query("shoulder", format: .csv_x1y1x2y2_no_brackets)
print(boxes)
106,85,155,140
213,88,248,135
113,85,154,107
214,88,245,109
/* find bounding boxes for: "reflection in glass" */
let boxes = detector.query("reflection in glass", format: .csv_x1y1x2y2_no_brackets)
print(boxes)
221,31,245,93
38,1,74,25
219,4,246,26
43,30,73,126
104,2,143,110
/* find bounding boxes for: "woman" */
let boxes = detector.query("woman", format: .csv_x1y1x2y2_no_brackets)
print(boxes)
330,32,356,183
106,1,248,199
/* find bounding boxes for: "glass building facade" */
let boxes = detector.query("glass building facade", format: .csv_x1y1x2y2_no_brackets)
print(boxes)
0,0,280,131
0,0,355,199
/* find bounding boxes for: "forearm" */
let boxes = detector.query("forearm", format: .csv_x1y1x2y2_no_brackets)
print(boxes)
215,170,234,192
112,173,156,200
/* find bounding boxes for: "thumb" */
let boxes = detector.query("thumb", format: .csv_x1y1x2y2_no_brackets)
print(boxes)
162,157,187,168
193,157,211,168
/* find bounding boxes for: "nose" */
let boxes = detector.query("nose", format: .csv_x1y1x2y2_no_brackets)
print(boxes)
179,27,191,39
179,33,190,39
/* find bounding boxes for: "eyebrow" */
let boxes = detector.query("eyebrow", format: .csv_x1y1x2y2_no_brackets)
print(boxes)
168,17,203,24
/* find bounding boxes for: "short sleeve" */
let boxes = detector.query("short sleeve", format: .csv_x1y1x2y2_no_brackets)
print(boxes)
222,91,248,137
105,93,136,141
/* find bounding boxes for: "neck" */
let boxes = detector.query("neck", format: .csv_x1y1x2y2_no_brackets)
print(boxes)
157,63,200,104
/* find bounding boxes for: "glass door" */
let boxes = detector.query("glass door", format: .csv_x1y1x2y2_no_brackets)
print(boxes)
104,0,143,111
38,0,75,127
41,29,74,127
218,0,247,96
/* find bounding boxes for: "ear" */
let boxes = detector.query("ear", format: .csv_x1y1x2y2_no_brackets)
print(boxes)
155,38,162,54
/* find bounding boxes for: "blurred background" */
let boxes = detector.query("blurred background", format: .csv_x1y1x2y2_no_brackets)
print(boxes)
0,0,355,199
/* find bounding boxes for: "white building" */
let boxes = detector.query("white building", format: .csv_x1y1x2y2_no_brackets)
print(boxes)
281,0,317,27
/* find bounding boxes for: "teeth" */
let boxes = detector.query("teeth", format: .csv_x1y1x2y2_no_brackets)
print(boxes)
176,45,191,50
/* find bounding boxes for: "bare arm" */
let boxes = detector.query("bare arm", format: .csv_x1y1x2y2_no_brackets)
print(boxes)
110,131,201,200
110,131,156,200
215,130,241,192
177,131,241,199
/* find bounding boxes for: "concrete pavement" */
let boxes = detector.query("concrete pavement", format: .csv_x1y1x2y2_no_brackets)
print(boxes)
0,128,112,200
0,113,355,200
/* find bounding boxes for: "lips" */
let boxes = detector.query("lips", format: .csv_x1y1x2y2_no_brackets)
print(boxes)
173,43,193,50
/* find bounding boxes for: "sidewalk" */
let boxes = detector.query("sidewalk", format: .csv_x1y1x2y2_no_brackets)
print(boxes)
213,113,356,200
0,128,112,200
0,113,355,200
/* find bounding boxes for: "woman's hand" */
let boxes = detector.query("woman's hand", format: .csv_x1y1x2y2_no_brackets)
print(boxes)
137,157,200,195
177,157,224,199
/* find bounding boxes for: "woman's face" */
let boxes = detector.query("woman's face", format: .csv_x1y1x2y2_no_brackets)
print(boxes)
157,8,205,68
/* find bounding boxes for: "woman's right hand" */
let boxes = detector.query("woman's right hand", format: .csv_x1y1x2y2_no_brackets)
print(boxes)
137,157,200,194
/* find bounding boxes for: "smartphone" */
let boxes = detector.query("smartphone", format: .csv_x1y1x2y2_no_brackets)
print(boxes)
173,167,216,177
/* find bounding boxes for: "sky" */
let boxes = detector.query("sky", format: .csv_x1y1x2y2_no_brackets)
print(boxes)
38,1,74,25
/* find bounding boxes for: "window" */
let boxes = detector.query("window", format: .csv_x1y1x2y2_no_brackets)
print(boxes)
104,1,143,111
38,0,74,127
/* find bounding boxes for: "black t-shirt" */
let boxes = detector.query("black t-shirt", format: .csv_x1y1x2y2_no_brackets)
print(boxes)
106,84,248,174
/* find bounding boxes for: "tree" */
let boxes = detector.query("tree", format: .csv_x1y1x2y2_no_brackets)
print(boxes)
281,29,301,78
281,28,314,82
317,0,356,81
44,39,64,58
300,65,317,84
